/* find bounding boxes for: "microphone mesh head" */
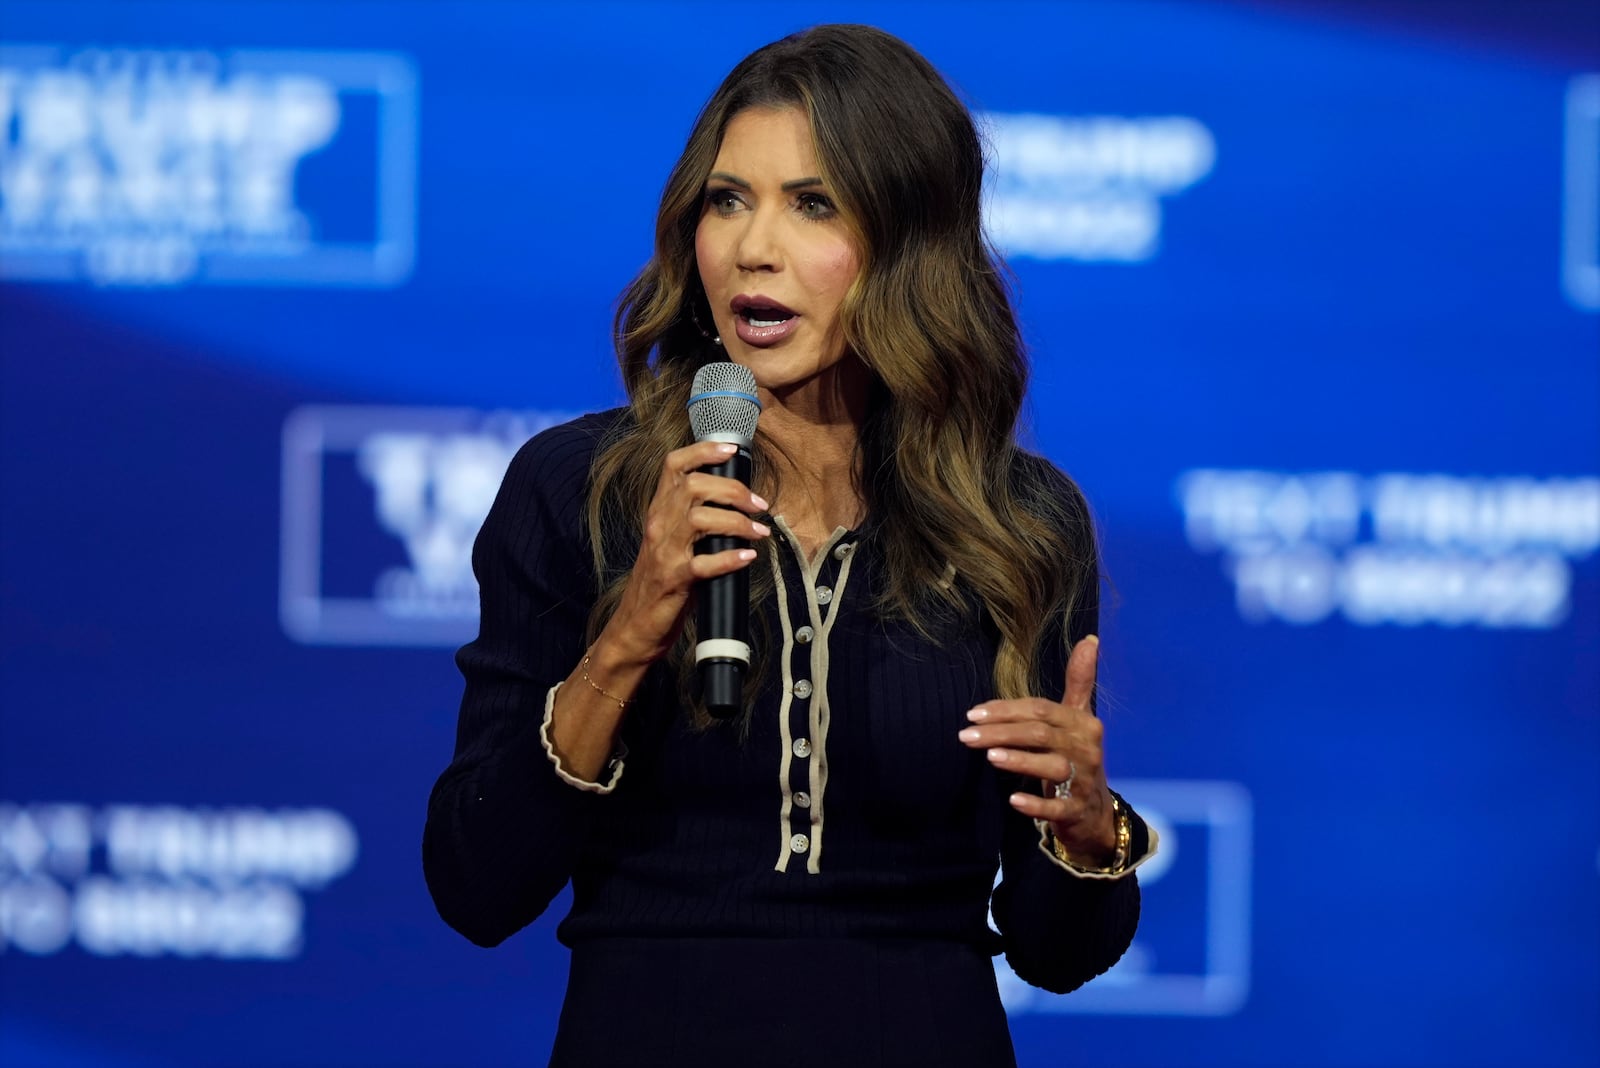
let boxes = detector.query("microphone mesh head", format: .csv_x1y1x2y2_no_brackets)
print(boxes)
688,362,761,446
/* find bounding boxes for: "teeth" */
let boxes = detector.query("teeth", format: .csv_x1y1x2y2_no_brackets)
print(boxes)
741,307,792,329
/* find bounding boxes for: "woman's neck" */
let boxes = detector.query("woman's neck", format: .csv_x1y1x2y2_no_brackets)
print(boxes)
754,358,871,541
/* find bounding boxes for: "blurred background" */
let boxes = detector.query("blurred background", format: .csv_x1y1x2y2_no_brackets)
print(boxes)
1,1,1596,1065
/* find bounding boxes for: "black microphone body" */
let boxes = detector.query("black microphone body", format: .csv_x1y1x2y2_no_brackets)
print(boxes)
686,361,762,719
695,449,754,718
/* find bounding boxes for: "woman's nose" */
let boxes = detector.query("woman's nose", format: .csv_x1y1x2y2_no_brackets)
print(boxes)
734,208,783,272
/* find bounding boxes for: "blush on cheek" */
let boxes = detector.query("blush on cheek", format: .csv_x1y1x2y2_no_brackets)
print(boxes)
811,245,862,296
694,225,725,292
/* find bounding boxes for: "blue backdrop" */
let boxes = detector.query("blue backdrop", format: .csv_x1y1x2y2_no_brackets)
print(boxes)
2,2,1596,1065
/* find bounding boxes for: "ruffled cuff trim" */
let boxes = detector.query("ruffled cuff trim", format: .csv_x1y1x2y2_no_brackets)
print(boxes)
1033,812,1160,881
538,681,627,794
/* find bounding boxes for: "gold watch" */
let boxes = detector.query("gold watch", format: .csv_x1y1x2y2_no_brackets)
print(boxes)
1050,791,1131,874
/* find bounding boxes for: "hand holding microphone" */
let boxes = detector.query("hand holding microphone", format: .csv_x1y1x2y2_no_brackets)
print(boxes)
685,363,763,716
601,363,765,717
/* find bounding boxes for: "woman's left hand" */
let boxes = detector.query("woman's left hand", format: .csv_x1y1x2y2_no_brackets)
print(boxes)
956,635,1118,864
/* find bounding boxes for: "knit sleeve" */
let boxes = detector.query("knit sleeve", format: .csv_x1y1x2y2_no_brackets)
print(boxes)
988,458,1150,994
422,416,615,948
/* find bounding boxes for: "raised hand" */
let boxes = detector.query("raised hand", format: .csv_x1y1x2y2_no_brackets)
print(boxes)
604,440,772,665
956,635,1118,864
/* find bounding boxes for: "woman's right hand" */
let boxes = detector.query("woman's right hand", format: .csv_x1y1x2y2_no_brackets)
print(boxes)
603,440,771,665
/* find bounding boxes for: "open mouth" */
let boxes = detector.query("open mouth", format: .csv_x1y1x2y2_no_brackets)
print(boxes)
731,296,797,327
730,296,801,345
741,306,794,328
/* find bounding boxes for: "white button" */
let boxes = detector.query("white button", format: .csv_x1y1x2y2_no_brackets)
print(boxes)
794,791,811,809
833,542,854,560
792,679,813,699
816,585,833,604
792,738,811,759
795,625,815,644
790,833,810,854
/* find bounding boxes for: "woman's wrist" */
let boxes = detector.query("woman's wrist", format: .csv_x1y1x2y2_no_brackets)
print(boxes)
573,632,650,715
545,633,647,785
591,620,662,679
1050,792,1131,874
1049,791,1115,857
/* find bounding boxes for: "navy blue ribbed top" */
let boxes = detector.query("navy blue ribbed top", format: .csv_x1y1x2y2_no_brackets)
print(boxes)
423,408,1148,997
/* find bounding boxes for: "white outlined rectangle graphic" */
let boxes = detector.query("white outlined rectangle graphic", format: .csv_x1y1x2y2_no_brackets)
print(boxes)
997,779,1252,1016
1565,73,1600,312
280,405,577,647
0,45,417,287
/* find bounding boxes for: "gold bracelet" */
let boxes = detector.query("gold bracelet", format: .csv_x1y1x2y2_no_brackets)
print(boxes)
1050,792,1131,874
580,653,629,712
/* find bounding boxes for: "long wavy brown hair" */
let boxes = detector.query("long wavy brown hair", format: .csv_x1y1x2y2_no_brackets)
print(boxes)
585,24,1095,722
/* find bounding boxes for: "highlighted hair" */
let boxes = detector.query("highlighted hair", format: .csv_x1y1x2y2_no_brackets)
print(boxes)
586,24,1095,721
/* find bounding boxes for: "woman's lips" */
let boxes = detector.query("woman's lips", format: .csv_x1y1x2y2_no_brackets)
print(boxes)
729,297,800,346
732,313,800,346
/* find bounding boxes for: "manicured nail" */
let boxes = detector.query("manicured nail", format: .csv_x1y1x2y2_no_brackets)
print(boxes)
751,494,769,510
987,748,1008,764
967,708,988,722
752,522,771,537
958,728,980,742
1009,794,1029,808
717,443,738,454
737,549,756,560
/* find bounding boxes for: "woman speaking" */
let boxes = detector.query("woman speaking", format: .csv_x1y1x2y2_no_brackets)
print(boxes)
424,23,1157,1067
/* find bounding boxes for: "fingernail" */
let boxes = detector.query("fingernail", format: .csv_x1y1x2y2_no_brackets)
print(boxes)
752,522,771,537
987,748,1008,764
958,728,980,742
967,708,988,722
751,494,769,510
737,549,756,560
717,443,738,454
1008,794,1028,808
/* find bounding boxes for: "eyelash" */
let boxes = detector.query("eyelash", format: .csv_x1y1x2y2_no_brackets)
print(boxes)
796,192,836,220
704,189,742,215
703,188,837,221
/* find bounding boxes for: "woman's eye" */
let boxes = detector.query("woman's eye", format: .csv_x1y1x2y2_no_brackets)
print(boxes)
704,189,742,214
797,193,836,219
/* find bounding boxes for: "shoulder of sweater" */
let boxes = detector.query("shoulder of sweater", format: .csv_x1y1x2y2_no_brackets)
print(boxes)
480,407,634,542
517,407,631,464
504,407,631,487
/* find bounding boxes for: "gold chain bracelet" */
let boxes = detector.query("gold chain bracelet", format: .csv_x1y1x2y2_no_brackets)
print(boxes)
1050,791,1131,874
580,653,630,713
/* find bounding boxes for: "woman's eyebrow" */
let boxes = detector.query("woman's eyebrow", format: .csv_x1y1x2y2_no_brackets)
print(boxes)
705,171,825,192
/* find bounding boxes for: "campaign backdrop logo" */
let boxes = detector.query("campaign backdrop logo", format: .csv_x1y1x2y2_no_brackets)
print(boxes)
995,779,1252,1016
0,45,417,287
1178,469,1600,629
0,801,357,960
1564,74,1600,313
280,405,579,647
981,111,1215,262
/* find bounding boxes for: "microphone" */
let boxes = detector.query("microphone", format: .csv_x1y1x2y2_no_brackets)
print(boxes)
687,362,762,718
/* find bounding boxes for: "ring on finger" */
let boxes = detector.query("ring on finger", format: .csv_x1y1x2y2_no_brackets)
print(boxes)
1052,760,1077,801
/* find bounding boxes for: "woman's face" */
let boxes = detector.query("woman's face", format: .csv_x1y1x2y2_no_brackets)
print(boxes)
695,106,862,397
